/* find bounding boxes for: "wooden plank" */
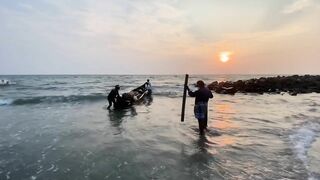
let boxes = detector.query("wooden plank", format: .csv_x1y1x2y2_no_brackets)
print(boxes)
181,74,189,122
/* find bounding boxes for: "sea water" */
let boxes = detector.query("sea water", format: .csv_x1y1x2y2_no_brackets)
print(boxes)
0,75,319,180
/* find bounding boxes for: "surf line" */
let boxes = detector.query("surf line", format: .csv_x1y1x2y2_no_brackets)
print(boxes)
181,74,189,122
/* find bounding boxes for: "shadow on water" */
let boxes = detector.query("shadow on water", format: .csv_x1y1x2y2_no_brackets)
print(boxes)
105,95,152,134
195,135,214,154
133,94,153,106
107,107,137,133
179,135,225,179
143,95,153,106
180,101,239,179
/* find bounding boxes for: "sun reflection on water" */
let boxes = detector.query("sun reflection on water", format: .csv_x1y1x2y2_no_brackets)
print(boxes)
207,102,238,147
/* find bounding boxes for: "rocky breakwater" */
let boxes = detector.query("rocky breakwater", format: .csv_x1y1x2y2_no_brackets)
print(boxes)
207,75,320,95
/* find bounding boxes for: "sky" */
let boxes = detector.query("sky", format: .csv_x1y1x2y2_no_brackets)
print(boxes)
0,0,319,74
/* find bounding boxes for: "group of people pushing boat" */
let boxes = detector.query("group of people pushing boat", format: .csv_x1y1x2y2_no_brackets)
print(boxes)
107,79,152,109
106,78,213,135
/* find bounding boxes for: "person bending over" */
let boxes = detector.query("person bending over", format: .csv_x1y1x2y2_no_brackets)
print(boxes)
107,85,120,109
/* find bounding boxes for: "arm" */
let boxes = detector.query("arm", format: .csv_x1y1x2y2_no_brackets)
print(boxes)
186,86,196,97
209,90,213,98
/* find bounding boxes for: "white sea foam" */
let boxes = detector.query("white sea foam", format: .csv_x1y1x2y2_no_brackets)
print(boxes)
0,99,12,106
0,79,15,85
290,122,320,179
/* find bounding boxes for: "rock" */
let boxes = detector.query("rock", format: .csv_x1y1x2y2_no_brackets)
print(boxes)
289,91,298,96
207,75,320,95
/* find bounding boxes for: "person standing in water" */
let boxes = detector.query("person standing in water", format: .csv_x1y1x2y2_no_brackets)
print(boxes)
187,80,213,135
107,85,120,109
144,79,152,94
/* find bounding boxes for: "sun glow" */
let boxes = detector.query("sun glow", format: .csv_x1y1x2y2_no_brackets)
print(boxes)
219,51,232,63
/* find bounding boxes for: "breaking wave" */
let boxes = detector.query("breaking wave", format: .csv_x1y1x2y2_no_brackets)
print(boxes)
1,94,107,106
0,99,13,106
289,120,320,179
0,91,182,106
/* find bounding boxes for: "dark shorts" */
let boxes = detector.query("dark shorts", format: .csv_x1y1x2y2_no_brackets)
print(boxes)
194,102,208,121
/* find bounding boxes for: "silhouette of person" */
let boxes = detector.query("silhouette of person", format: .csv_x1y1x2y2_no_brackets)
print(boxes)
144,79,152,94
187,80,213,135
107,85,120,109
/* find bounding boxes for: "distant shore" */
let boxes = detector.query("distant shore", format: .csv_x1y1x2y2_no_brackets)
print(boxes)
208,75,320,95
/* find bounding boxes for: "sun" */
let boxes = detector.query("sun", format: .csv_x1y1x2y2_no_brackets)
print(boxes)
219,51,232,63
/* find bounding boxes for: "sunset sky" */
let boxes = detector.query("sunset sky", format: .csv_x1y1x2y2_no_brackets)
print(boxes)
1,0,319,74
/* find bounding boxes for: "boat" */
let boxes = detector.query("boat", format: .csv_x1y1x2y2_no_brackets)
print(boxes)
114,84,152,109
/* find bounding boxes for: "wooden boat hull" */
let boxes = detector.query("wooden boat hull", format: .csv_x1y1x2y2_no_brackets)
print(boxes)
114,85,152,109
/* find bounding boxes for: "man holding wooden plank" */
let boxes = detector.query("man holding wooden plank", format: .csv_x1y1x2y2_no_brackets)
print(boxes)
186,80,213,135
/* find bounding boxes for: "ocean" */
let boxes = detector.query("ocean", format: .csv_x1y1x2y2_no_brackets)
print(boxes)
0,75,319,180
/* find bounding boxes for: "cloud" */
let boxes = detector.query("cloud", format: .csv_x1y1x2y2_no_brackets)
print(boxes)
282,0,312,14
18,3,33,10
75,1,196,56
1,0,320,74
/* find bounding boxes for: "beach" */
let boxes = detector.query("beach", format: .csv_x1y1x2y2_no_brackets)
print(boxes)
0,75,319,179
